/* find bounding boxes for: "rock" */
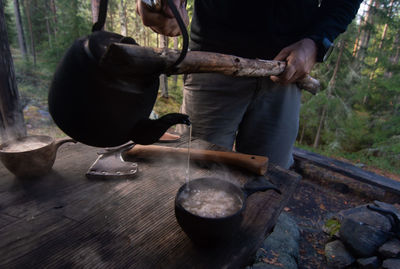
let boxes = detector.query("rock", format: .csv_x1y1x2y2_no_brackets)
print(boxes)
325,240,355,268
379,239,400,258
255,213,299,269
373,201,400,220
382,258,400,269
271,212,301,242
356,256,381,269
337,205,392,232
339,218,390,257
255,251,297,269
251,262,282,269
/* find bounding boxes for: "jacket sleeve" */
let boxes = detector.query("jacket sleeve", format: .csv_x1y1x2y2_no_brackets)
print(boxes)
305,0,363,61
307,0,363,42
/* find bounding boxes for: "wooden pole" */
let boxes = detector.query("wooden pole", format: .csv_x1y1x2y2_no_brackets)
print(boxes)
0,0,26,141
101,43,320,94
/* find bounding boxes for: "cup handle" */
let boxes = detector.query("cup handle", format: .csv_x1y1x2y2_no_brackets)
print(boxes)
55,137,76,149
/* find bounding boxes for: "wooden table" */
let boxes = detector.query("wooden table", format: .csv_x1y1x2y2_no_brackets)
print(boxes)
0,138,300,268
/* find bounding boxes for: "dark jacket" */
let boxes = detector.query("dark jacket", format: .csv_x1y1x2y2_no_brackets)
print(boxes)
190,0,362,61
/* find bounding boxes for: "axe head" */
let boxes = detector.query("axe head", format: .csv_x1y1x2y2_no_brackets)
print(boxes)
86,143,138,179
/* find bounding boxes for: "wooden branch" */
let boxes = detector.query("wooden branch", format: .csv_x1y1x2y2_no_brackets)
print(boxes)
101,43,320,95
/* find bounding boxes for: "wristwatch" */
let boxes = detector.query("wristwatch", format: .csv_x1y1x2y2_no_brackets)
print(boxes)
309,36,334,62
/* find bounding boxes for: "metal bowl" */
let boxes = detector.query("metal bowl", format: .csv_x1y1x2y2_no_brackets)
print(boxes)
175,177,280,246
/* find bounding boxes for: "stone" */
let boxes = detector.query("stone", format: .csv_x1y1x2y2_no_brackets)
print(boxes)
373,201,400,221
251,262,282,269
356,256,381,269
337,205,392,232
255,213,299,269
379,239,400,258
325,240,355,268
273,212,301,242
382,258,400,269
339,218,390,257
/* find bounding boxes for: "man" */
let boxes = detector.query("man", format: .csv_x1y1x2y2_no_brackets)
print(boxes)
137,0,362,168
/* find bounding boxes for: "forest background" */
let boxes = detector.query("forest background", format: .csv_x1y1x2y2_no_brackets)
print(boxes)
1,0,400,175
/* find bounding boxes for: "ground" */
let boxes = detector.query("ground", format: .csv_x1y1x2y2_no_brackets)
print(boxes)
285,167,398,268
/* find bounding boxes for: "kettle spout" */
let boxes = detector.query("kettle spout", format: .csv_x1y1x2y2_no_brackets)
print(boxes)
130,113,190,145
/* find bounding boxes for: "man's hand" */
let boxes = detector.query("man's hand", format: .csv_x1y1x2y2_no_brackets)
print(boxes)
270,38,317,85
137,0,189,37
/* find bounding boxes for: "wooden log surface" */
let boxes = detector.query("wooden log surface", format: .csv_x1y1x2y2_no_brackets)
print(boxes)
101,43,320,95
293,147,400,196
0,138,300,269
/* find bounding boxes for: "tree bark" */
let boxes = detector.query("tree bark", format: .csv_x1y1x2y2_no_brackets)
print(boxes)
102,43,320,94
13,0,27,58
0,0,26,140
160,35,169,98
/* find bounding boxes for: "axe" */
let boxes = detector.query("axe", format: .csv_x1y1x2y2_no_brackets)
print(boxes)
86,143,269,179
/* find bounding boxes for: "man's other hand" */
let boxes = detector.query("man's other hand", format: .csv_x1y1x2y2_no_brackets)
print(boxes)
270,38,317,85
137,0,189,37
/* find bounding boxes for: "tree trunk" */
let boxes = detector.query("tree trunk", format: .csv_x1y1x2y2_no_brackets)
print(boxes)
23,0,36,65
119,0,127,36
13,0,27,58
299,123,306,144
0,0,26,141
45,17,52,47
370,0,394,79
354,0,378,64
386,30,400,78
313,41,345,148
173,36,178,87
49,0,57,36
91,0,101,24
160,35,169,98
313,107,326,149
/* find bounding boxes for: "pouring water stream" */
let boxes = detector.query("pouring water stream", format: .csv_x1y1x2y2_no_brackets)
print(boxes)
185,124,192,191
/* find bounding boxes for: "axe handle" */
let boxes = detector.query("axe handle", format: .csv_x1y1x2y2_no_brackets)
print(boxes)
127,144,268,176
102,43,320,95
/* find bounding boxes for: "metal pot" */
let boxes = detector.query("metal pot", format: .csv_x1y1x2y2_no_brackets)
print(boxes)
174,177,280,246
0,135,75,178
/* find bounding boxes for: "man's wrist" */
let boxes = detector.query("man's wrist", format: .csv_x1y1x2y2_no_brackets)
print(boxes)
307,36,334,62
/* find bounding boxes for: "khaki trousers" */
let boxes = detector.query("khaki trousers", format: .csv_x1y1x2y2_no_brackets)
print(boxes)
181,73,301,169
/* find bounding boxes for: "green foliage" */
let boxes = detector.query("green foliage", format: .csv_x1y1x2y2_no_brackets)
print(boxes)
3,0,16,45
153,76,184,117
324,219,341,237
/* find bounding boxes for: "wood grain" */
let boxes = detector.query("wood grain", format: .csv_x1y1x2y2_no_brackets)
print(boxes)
0,139,300,268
